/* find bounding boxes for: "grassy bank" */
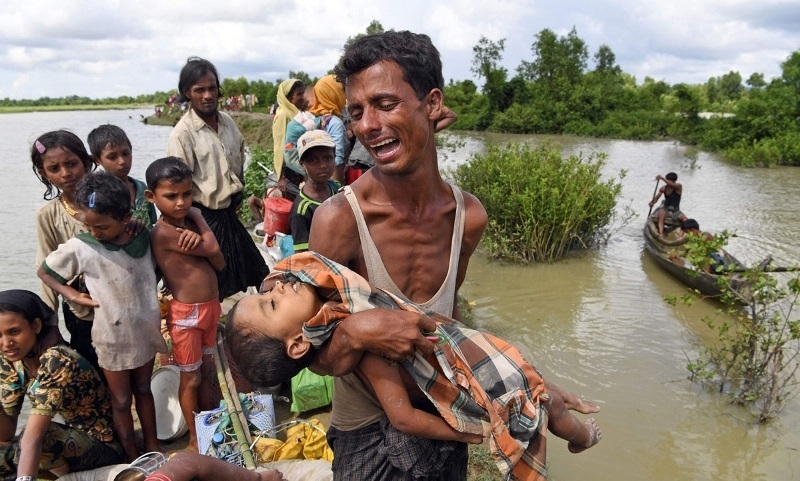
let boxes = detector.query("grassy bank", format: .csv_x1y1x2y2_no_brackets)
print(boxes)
144,110,275,150
0,104,150,114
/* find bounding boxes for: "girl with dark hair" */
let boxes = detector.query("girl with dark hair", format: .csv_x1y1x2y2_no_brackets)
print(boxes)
37,172,167,462
30,130,99,370
0,289,124,479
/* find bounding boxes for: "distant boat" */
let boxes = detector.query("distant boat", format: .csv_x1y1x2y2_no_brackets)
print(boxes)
643,218,754,303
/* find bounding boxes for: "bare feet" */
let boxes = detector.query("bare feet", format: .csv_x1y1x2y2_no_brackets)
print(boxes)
544,382,600,414
572,397,600,414
568,418,602,454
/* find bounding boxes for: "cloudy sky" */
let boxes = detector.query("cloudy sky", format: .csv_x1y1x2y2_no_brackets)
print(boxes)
1,0,799,100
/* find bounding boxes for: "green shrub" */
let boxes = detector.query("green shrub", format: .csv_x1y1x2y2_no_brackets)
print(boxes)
453,142,624,262
238,146,274,224
673,233,800,422
724,137,791,167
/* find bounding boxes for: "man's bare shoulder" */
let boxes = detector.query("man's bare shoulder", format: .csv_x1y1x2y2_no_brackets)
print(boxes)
311,193,354,233
460,189,488,237
308,191,359,264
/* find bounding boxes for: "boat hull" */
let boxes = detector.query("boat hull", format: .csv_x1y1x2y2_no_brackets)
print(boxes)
643,220,751,302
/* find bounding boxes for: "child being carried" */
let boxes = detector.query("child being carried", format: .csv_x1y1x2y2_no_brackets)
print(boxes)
227,252,601,481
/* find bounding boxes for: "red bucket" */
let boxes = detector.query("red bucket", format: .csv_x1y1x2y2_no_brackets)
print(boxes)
263,196,292,235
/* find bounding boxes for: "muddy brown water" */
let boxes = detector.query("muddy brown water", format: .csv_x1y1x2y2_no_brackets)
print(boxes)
2,112,800,480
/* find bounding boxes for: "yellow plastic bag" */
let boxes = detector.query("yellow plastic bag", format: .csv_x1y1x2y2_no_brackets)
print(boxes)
253,419,334,464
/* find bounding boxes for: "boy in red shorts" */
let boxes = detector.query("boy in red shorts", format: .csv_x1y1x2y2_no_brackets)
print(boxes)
145,157,225,451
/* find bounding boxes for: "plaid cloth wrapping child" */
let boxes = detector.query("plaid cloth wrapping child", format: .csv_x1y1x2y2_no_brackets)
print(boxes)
269,252,549,481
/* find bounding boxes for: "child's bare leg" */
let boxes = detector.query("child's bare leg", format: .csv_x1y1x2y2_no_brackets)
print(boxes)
131,358,161,453
544,391,601,454
657,209,667,237
545,381,599,414
199,353,215,411
179,367,203,451
568,418,601,454
103,368,139,462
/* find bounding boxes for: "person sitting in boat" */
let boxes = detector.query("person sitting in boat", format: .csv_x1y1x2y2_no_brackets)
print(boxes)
227,251,602,481
648,172,688,238
679,219,726,274
0,290,124,479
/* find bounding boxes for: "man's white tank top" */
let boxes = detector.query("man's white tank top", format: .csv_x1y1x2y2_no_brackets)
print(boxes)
330,183,466,430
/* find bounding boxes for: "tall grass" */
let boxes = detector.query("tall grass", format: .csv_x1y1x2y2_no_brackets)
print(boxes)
453,142,624,262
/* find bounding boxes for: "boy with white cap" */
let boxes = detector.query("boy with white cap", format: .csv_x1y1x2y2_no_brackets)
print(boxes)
289,130,342,252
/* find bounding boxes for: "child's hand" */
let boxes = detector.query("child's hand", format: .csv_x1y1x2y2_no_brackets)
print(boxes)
176,229,202,250
125,218,146,235
69,293,99,308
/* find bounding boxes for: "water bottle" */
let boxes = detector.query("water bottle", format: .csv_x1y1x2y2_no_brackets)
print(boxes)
211,432,230,458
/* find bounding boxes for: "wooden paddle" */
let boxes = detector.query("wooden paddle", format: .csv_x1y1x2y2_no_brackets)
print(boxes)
647,178,660,218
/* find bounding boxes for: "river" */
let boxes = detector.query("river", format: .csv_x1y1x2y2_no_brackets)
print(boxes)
2,110,800,480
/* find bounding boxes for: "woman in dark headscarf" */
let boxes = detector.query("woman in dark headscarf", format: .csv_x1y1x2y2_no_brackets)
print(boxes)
0,290,123,479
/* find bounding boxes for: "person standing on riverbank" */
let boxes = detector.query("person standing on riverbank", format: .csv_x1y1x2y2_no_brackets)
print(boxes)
167,56,269,299
37,172,166,461
88,124,157,228
30,130,99,371
146,157,225,453
289,130,341,253
306,30,488,480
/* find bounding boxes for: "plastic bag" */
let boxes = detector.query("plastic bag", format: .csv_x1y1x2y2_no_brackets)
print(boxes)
253,419,334,463
290,368,333,413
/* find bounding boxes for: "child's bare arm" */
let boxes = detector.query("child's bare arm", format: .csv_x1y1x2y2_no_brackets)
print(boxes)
184,209,225,270
359,352,483,444
649,186,665,207
153,220,224,270
36,267,99,308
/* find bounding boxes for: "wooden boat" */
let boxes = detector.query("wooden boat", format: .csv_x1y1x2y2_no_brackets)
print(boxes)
642,218,753,302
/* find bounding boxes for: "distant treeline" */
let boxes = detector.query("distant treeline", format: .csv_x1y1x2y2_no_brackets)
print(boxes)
5,23,798,166
0,93,173,108
444,27,800,167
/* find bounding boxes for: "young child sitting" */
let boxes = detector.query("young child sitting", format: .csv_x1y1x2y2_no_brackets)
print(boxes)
227,252,601,481
37,172,167,461
88,124,157,228
145,157,226,452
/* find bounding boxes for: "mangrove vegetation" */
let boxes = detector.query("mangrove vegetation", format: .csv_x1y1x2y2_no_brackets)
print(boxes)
445,27,800,167
453,143,625,262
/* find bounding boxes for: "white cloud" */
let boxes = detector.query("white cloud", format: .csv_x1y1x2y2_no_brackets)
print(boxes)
0,0,798,99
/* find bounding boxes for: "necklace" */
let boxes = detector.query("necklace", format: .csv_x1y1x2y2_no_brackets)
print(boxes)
60,197,78,217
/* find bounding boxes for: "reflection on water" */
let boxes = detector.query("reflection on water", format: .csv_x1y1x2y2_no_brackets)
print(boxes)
450,132,800,480
1,114,800,480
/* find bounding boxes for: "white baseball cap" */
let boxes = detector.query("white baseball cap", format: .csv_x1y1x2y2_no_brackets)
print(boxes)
297,130,336,160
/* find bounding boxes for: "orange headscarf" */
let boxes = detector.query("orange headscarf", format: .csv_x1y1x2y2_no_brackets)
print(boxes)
309,74,345,118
